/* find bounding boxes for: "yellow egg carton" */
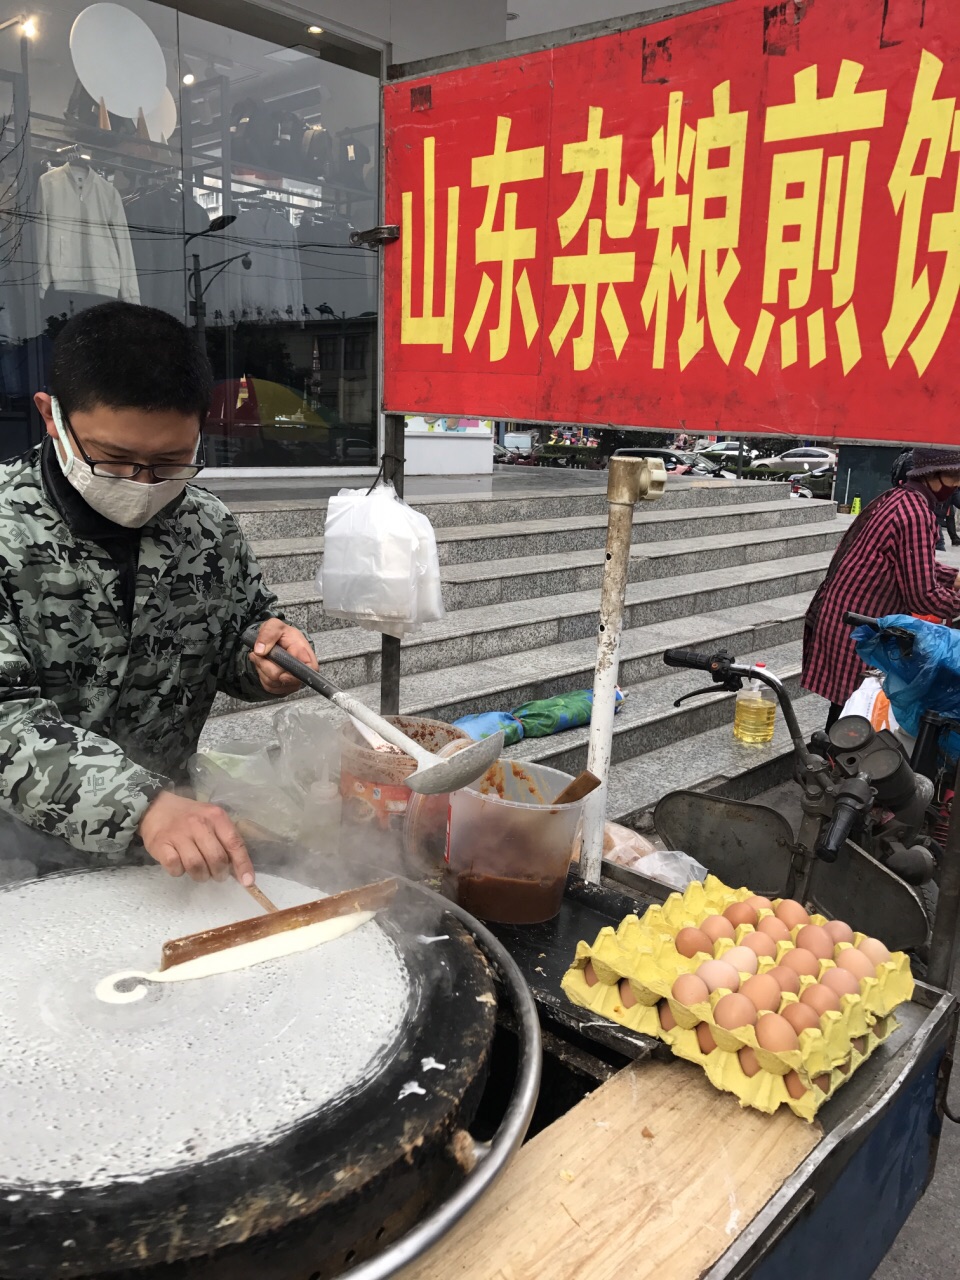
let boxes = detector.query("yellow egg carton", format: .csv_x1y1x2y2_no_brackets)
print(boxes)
561,875,914,1121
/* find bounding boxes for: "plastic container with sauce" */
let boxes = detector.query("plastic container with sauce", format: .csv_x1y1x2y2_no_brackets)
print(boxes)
446,759,585,925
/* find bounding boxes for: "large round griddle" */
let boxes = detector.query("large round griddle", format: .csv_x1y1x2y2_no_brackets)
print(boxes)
0,868,496,1279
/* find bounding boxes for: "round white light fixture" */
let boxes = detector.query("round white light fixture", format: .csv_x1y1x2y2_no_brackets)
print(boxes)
20,16,37,38
182,72,195,85
307,24,323,34
70,4,167,120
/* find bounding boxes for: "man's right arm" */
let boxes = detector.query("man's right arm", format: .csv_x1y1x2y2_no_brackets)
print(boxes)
0,617,255,882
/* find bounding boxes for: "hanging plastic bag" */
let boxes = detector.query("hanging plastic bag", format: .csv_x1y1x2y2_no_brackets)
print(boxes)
841,675,899,733
320,482,445,638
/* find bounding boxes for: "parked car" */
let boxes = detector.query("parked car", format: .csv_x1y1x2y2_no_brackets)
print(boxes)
613,446,734,478
788,462,836,498
694,441,759,463
754,446,838,470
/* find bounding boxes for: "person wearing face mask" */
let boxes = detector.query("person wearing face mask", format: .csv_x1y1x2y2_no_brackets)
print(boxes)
0,300,319,886
802,447,960,730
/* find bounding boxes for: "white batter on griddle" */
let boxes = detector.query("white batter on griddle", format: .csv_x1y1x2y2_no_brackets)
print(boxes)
96,910,375,1003
0,869,411,1190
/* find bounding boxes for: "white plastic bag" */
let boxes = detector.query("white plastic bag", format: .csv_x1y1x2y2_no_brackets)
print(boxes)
841,675,899,732
634,849,709,890
320,483,444,638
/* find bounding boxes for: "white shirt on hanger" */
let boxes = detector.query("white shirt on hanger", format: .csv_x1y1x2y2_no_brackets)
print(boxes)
37,164,140,303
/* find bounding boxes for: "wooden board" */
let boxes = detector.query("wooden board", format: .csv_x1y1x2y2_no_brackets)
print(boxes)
400,1059,821,1280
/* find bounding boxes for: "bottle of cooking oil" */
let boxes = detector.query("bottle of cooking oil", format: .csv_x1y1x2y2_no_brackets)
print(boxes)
733,662,777,744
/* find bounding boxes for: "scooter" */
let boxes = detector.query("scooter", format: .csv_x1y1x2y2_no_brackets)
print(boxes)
652,636,934,951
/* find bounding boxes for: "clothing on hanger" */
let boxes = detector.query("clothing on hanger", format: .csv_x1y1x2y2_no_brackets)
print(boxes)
297,210,375,320
36,163,140,303
123,183,209,319
212,203,303,325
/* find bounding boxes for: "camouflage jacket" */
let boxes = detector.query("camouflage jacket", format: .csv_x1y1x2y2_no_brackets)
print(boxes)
0,446,280,857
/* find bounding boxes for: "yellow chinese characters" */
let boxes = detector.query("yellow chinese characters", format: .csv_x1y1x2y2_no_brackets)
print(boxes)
549,106,639,371
883,50,960,377
746,60,886,376
400,137,460,353
640,82,747,372
464,116,544,362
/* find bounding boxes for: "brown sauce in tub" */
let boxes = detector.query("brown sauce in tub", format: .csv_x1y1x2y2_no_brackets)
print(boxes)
455,872,566,923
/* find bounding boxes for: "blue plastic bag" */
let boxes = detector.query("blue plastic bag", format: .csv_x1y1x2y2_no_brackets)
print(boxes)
853,615,960,739
452,711,524,746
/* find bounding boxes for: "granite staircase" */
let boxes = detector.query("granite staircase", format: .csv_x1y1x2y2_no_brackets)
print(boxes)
201,477,843,832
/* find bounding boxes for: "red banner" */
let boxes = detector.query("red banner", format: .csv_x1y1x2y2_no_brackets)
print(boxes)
382,0,960,443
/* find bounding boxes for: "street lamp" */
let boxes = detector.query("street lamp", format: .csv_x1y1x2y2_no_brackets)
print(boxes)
185,215,251,341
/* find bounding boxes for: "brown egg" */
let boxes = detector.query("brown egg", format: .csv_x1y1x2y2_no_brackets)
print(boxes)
659,1000,677,1031
741,973,782,1013
781,1002,822,1036
853,1036,867,1055
700,914,736,946
859,937,892,967
821,967,862,999
696,1022,717,1054
824,919,855,946
696,959,741,993
618,978,637,1009
814,1073,831,1092
745,894,774,912
724,901,760,929
775,899,810,929
781,948,821,978
723,946,760,975
757,916,792,944
836,948,876,982
784,1070,807,1098
756,1012,800,1053
714,993,758,1030
768,965,801,995
671,973,710,1007
796,924,835,960
800,983,842,1017
739,1045,762,1077
584,961,599,986
675,927,712,959
743,931,778,961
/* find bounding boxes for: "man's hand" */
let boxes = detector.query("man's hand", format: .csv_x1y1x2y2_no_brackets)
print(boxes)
248,618,318,695
138,791,255,884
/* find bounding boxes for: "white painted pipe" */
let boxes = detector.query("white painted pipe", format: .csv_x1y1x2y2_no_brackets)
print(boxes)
580,456,666,884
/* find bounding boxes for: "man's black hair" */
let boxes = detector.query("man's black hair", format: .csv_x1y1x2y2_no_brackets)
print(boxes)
49,301,213,420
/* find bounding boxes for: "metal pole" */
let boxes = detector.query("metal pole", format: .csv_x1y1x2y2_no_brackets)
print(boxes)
927,759,960,991
380,412,405,716
580,456,665,884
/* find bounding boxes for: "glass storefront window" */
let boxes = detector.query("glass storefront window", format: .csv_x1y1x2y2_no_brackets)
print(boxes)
0,0,381,467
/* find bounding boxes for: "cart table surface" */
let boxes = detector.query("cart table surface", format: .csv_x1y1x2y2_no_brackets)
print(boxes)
397,1057,821,1280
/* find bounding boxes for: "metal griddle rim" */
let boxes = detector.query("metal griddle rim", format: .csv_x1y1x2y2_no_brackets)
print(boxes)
339,892,542,1280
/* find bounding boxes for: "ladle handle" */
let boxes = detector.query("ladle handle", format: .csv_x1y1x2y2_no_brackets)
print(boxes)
240,627,431,765
242,625,340,700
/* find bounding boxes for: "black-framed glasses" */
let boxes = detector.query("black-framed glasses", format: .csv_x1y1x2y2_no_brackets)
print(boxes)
62,415,205,481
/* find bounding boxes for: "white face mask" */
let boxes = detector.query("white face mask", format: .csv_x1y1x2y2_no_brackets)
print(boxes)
50,398,191,529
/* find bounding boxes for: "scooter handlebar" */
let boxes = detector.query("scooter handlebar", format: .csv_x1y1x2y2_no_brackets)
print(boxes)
844,612,881,630
663,648,725,673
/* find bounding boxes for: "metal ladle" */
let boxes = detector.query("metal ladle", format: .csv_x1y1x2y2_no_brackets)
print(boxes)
241,627,503,795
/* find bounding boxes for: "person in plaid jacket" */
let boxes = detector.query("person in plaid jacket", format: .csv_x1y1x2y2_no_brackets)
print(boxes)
802,448,960,728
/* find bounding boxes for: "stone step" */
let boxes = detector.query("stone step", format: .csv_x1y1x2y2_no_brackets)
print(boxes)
252,497,835,583
498,639,804,778
205,590,814,738
229,478,792,541
274,519,844,630
255,551,829,694
607,692,827,831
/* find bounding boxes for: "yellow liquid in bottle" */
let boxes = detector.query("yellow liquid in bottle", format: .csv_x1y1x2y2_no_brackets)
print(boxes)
733,692,776,744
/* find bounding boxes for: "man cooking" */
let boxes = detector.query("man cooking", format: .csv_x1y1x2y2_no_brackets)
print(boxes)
0,301,318,884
